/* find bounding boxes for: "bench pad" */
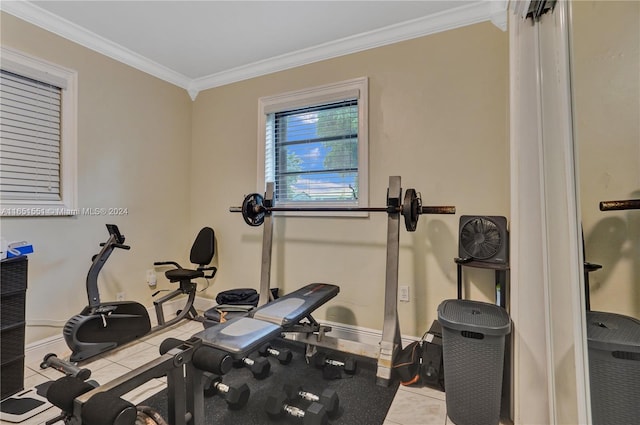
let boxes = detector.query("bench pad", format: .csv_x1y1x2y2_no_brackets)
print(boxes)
252,283,339,327
194,317,282,358
195,283,339,358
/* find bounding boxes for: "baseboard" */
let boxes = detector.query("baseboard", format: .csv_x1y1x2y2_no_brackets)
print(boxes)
316,319,420,348
26,295,420,366
25,334,69,367
193,295,214,313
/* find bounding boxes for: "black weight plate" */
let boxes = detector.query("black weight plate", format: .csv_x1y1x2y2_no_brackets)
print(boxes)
402,188,420,232
242,193,265,226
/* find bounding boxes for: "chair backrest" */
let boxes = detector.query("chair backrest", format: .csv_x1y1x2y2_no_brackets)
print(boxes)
190,227,215,266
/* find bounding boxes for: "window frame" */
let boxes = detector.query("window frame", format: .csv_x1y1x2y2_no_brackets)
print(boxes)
257,77,369,217
1,47,78,217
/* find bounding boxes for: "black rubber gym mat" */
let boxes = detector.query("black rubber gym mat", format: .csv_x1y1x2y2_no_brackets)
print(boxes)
141,339,399,424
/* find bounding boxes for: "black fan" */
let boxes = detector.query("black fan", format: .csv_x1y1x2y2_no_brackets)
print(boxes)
458,216,508,265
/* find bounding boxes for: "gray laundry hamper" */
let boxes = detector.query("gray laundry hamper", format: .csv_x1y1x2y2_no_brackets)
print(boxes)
586,310,640,425
437,299,511,425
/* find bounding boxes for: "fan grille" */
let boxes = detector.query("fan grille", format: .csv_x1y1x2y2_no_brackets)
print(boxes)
460,217,502,260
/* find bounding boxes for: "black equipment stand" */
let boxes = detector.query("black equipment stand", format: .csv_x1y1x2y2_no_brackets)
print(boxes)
454,260,509,308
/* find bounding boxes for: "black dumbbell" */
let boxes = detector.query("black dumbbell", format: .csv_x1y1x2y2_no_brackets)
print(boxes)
258,344,293,365
233,356,270,379
265,391,328,425
311,352,357,375
40,353,92,381
203,375,250,410
283,384,340,418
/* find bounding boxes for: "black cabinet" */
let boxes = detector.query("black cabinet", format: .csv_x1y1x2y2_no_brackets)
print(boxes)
1,256,28,400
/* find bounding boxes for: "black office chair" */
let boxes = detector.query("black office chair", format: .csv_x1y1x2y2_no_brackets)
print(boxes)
153,227,217,324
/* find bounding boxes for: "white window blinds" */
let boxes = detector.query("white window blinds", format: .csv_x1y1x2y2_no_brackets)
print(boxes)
258,77,368,213
266,99,360,204
0,70,62,201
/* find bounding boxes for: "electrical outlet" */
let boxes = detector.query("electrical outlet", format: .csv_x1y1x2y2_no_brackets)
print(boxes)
116,292,125,301
399,285,410,302
147,269,157,287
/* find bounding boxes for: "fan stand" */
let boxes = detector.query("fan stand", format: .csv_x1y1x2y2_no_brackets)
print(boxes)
454,259,509,308
581,227,602,311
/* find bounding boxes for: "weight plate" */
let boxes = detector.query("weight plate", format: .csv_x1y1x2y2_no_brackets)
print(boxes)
136,406,168,425
402,188,420,232
242,193,266,226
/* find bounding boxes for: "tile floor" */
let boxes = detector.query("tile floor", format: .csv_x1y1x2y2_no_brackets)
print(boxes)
13,319,511,425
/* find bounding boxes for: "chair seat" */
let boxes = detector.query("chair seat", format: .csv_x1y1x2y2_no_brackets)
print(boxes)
165,268,203,282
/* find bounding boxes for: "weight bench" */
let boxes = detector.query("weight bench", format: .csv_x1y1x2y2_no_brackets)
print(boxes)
193,283,339,359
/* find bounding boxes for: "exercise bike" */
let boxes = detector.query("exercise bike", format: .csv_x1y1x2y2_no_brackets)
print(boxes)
63,224,216,362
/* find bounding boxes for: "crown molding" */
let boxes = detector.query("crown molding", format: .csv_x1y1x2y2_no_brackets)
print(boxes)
2,1,507,101
489,0,509,30
189,1,506,97
0,1,192,90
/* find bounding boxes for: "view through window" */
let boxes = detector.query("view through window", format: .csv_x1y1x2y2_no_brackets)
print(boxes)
260,77,368,211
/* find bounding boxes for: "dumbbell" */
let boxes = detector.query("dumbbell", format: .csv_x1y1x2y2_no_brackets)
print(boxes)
40,353,92,381
283,384,340,418
258,344,293,365
265,391,328,425
233,356,270,379
311,352,357,375
203,375,250,410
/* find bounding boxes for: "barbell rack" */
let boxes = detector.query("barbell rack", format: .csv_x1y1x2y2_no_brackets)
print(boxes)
229,176,455,386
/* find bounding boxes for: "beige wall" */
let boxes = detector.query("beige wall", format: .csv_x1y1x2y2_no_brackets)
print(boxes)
191,22,509,335
1,13,193,343
572,1,640,318
1,12,508,344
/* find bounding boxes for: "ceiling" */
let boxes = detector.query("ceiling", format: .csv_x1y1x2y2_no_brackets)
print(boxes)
1,1,507,98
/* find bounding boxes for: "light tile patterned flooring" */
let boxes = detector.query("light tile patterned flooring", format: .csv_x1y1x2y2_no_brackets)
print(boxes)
14,319,511,425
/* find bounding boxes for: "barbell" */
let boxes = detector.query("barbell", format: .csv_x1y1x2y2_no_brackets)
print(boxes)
229,188,455,232
599,199,640,211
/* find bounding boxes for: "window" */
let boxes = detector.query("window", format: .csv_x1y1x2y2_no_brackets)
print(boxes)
0,47,77,216
258,77,368,213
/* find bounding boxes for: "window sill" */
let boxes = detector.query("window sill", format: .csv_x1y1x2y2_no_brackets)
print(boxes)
273,210,369,219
